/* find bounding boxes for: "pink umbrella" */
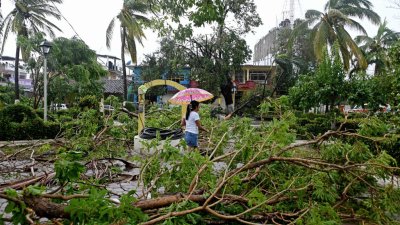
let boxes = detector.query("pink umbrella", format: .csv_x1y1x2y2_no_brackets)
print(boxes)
169,88,214,105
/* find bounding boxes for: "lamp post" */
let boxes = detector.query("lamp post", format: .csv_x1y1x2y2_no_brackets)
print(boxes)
40,40,52,121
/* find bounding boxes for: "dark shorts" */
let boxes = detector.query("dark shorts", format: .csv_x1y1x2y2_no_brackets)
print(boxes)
185,132,198,147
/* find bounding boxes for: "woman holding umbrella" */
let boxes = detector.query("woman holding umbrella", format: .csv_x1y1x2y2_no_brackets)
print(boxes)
181,100,209,149
170,88,213,149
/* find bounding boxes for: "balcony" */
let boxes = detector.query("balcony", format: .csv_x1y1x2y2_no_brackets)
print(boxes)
234,80,256,91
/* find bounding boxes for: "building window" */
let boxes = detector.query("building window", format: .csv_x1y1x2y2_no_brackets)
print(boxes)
168,74,185,83
250,71,268,82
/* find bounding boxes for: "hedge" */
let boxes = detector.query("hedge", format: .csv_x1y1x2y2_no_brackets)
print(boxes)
0,104,60,141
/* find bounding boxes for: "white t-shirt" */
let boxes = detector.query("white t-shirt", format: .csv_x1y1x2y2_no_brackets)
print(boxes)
185,111,200,134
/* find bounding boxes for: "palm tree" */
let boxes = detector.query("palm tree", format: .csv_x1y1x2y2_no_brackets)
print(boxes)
355,19,400,75
106,0,150,100
292,0,380,71
0,0,63,102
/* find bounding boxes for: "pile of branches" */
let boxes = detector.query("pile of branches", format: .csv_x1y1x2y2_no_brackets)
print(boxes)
1,109,400,225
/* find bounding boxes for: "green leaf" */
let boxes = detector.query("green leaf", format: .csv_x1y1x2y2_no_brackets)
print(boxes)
55,159,85,183
25,185,45,196
4,188,18,198
4,202,16,214
247,189,267,206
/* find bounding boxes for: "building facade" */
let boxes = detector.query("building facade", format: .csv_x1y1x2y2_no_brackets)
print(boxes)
0,56,32,91
125,65,276,104
232,65,276,92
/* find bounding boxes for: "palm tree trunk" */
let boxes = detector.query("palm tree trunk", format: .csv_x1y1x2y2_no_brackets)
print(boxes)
14,45,21,102
374,61,383,75
121,26,127,101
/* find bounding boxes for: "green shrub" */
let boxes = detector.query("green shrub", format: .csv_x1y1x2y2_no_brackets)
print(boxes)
0,104,60,141
0,85,14,105
0,104,37,123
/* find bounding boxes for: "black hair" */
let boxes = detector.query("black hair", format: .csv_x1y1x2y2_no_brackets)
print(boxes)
185,100,199,120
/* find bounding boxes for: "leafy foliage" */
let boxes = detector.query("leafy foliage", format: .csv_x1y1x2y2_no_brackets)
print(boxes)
47,37,107,103
4,189,26,224
289,43,346,111
0,85,14,107
0,0,63,100
292,0,380,71
145,0,261,99
65,189,148,224
106,0,151,100
3,98,400,224
55,157,85,183
355,19,400,75
0,104,60,141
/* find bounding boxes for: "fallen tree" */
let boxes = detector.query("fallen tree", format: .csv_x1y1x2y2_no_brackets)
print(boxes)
2,102,400,224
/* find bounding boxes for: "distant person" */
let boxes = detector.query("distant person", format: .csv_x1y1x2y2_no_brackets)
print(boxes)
181,101,208,149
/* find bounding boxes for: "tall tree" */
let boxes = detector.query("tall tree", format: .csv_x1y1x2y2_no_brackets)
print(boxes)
106,0,150,101
147,0,261,108
46,37,107,103
292,0,380,71
355,20,400,75
0,0,63,102
289,43,346,112
190,0,261,104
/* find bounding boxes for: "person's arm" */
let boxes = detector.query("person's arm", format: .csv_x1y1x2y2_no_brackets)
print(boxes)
181,118,186,127
195,120,208,132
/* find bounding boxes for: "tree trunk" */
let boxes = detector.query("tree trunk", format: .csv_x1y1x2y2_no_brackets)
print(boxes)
20,194,208,220
14,45,21,102
330,98,335,113
374,61,383,76
121,26,128,101
24,195,70,219
216,15,232,109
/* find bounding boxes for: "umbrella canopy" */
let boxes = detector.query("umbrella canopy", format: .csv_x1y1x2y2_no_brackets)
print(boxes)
169,88,214,105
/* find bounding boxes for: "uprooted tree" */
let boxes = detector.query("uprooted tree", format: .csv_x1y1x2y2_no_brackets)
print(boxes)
1,99,400,224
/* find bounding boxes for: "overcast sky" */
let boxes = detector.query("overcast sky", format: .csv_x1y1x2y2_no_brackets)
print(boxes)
1,0,399,64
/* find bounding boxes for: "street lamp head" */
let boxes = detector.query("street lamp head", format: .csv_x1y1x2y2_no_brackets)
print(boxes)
40,40,52,56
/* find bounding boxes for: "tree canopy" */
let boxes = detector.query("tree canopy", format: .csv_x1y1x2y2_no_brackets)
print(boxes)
106,0,151,100
46,37,107,103
289,43,346,111
355,19,400,75
0,0,63,101
292,0,381,71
